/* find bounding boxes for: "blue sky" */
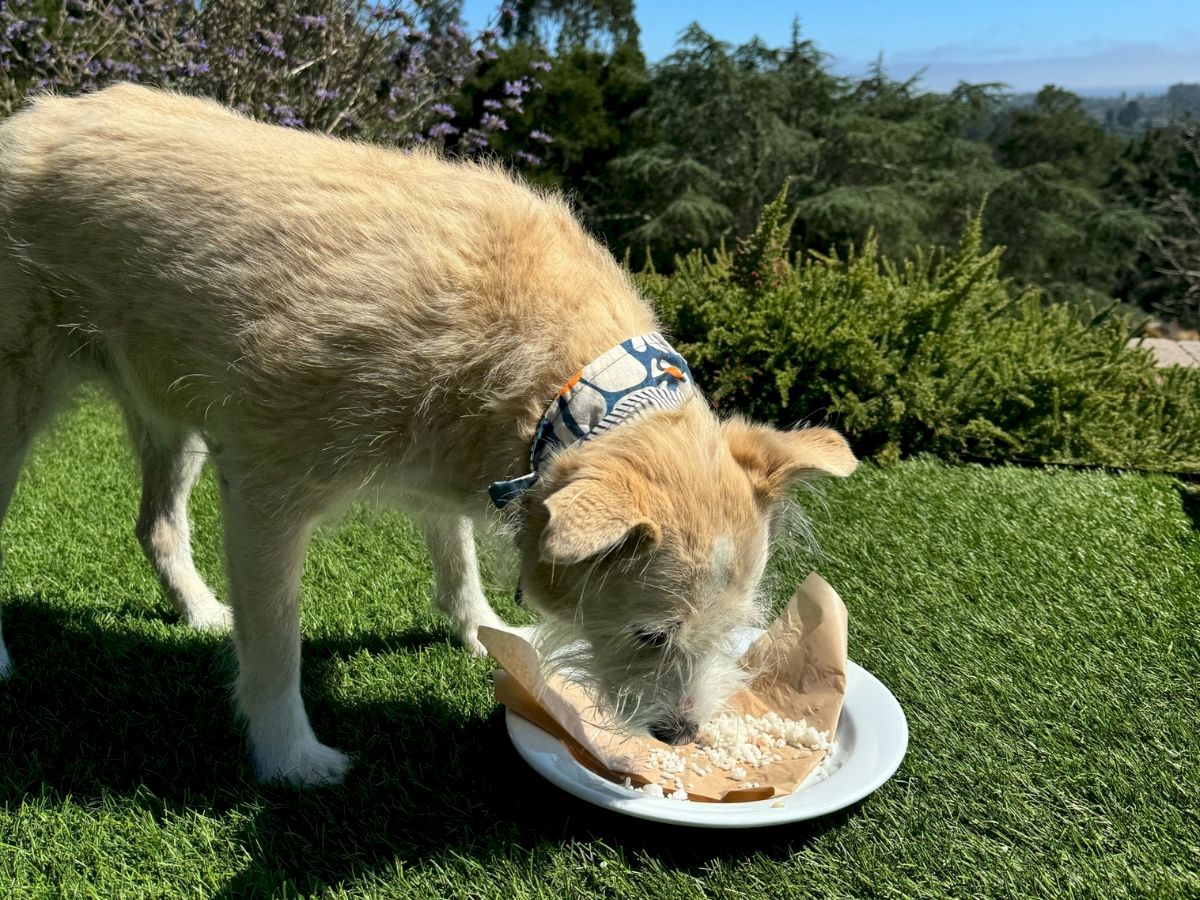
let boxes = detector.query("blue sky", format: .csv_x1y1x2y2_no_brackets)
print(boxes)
460,1,1200,94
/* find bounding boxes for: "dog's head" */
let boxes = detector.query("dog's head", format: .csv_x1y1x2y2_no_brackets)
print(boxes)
517,401,856,744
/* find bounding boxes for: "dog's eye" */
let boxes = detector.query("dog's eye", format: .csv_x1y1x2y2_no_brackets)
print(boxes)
633,628,670,648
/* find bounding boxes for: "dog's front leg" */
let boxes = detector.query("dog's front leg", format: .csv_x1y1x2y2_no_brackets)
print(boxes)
220,477,351,787
418,513,505,656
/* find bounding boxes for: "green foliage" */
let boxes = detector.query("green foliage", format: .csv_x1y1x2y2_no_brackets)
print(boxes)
1052,81,1200,137
591,26,1184,323
645,196,1200,472
981,86,1157,306
501,0,639,51
473,22,1188,325
1109,124,1200,325
0,0,541,154
606,24,845,264
730,178,796,292
463,36,649,221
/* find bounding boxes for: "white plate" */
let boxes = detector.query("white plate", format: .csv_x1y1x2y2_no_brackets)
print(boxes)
504,629,908,828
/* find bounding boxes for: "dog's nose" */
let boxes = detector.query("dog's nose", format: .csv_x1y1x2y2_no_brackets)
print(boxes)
649,720,699,746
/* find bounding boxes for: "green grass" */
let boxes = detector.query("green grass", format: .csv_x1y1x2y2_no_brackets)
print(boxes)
1,391,1197,899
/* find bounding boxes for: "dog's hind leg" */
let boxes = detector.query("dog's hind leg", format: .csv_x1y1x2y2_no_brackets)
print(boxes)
0,440,30,679
218,471,351,786
0,267,73,679
417,512,505,656
125,412,231,631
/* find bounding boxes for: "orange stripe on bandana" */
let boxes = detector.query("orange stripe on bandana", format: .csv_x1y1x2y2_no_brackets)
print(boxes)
557,370,583,397
663,365,684,380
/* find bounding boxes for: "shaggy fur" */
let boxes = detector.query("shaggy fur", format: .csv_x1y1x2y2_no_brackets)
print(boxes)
0,84,856,785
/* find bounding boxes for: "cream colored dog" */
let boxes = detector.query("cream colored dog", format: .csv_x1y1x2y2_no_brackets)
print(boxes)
0,85,856,786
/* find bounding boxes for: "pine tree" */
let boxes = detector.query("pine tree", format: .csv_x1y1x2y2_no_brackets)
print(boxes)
731,180,796,293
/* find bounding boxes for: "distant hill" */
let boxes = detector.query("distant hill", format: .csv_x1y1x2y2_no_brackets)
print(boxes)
1002,83,1200,136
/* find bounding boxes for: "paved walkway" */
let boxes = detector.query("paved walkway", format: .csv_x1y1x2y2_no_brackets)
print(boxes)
1127,338,1200,368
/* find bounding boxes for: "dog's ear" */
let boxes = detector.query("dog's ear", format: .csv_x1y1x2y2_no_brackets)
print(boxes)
722,418,857,502
540,478,662,565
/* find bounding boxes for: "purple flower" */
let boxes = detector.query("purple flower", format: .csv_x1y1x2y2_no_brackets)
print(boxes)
529,59,552,72
514,151,542,166
294,14,327,29
431,102,454,117
315,87,341,101
462,127,489,149
503,79,529,96
530,129,553,144
504,97,523,112
479,112,506,132
482,98,502,111
254,31,286,60
427,121,458,139
272,105,304,128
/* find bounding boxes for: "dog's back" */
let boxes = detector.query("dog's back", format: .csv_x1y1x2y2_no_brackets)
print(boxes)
0,84,655,492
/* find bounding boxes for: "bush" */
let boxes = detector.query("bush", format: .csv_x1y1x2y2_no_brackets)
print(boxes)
643,188,1200,473
0,0,545,154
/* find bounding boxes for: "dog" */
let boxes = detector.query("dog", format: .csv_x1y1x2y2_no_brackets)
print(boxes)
0,84,856,786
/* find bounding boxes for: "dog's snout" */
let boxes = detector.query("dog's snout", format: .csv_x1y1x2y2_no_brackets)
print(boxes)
649,719,699,746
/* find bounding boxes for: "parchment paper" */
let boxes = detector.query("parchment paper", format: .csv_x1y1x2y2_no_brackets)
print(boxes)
480,571,848,803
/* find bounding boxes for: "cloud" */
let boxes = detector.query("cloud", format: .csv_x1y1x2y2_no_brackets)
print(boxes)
834,41,1200,94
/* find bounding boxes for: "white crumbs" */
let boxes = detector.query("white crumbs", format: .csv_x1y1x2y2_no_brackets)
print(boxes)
623,775,688,801
695,710,833,774
622,710,837,802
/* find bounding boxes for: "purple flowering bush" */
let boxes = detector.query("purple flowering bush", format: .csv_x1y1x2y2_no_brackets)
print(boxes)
0,0,547,155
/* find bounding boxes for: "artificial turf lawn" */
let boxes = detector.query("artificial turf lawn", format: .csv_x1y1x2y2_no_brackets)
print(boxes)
0,391,1197,899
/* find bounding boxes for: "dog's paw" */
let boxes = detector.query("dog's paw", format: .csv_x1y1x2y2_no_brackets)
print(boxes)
456,612,506,658
461,621,535,658
184,600,234,632
462,631,489,658
256,739,352,788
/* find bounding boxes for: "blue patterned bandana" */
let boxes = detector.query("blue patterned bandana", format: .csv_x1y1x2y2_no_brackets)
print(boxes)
489,332,695,508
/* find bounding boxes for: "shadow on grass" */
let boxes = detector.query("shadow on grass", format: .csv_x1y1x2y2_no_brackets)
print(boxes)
0,595,850,893
1177,483,1200,531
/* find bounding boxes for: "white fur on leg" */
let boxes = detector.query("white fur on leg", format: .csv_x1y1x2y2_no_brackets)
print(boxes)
221,487,350,788
183,595,234,631
146,520,232,630
419,513,505,656
245,689,352,786
133,429,233,632
458,604,506,657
